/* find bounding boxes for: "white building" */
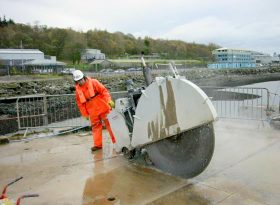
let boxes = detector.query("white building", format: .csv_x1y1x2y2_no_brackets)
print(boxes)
251,51,280,65
0,49,65,74
0,49,44,66
208,48,256,69
81,49,105,63
208,48,280,69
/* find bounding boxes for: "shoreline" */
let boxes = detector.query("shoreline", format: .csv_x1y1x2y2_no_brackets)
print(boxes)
194,72,280,87
0,70,280,98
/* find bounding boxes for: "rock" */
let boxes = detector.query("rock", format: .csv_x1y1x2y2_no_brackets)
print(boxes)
0,137,9,144
270,116,280,130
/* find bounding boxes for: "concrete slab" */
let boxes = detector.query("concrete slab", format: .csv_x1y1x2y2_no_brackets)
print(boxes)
0,119,279,205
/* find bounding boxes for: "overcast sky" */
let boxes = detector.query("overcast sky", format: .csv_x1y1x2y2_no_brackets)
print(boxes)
1,0,280,55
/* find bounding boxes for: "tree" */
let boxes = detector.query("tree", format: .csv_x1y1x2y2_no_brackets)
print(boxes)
144,37,151,54
0,16,15,27
49,28,67,59
0,21,218,62
63,29,86,64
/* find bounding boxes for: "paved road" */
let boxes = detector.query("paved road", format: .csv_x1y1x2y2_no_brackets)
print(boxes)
0,119,279,204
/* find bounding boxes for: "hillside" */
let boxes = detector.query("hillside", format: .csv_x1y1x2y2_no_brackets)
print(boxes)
0,18,218,64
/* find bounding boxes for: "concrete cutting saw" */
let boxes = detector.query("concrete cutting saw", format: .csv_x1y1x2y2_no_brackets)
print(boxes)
108,58,217,178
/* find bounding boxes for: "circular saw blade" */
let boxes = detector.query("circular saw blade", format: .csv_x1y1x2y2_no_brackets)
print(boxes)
145,123,215,178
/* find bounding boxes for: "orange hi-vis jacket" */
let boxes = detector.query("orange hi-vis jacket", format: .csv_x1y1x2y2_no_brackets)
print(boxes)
75,77,111,118
75,77,116,147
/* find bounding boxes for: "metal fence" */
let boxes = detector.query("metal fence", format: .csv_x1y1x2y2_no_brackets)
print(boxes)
15,91,128,130
1,86,279,135
201,86,278,120
16,94,81,129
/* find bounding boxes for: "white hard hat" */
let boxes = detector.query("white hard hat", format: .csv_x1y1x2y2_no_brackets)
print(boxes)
73,70,84,81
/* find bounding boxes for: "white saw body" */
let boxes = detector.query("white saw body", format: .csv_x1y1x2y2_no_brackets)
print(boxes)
108,62,217,178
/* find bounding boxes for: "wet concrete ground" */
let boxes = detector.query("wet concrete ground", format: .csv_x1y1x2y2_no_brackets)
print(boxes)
0,119,279,205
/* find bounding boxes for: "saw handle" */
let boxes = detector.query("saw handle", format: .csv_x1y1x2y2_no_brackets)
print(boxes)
141,52,153,86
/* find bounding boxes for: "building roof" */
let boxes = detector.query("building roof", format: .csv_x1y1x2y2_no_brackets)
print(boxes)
90,59,111,64
0,49,43,54
86,49,101,52
215,47,251,52
214,48,272,56
24,59,66,66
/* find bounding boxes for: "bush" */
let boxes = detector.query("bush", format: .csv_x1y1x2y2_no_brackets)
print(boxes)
10,66,18,75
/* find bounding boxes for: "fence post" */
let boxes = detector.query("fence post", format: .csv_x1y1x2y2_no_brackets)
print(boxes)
43,95,48,126
278,96,280,113
16,98,21,130
266,89,270,117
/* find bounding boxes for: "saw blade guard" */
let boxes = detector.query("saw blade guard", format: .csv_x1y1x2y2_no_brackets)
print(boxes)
131,77,217,147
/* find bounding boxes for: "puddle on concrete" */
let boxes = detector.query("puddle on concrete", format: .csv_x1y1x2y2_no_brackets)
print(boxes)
82,163,188,205
102,133,115,160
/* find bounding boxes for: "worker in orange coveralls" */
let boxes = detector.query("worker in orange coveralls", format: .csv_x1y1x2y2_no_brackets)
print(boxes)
73,70,116,152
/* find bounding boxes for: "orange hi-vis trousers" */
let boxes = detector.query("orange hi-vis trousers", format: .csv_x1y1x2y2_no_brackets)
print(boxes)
91,113,116,148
